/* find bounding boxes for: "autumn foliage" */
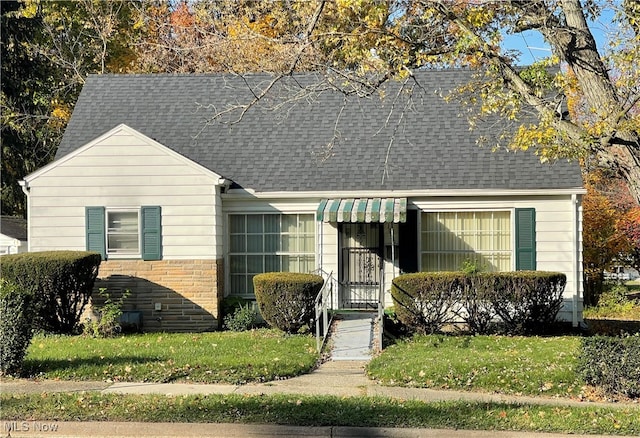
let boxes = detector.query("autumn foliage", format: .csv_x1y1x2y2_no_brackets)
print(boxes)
583,171,640,305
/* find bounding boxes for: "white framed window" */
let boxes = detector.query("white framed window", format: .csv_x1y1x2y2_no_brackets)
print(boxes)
87,206,162,261
228,213,315,297
421,210,512,272
106,209,140,256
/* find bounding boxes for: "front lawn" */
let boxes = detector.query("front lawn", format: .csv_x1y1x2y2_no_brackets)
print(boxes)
21,330,318,384
367,335,584,398
2,393,638,436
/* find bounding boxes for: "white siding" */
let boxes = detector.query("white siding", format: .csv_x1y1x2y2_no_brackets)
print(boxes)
223,193,583,322
25,127,223,259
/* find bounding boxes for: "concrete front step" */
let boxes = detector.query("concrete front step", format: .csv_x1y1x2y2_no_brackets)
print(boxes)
330,312,377,361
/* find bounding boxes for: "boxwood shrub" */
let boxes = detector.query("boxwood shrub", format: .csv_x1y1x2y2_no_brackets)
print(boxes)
391,271,566,335
0,251,101,333
253,272,323,333
0,279,36,375
577,335,640,399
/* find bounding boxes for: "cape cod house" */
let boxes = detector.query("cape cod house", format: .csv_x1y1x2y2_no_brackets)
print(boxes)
20,71,585,331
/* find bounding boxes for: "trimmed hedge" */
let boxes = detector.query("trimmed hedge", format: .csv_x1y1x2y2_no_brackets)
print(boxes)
481,271,566,334
0,251,101,333
391,272,464,334
0,279,36,375
391,271,566,335
577,335,640,399
253,272,323,333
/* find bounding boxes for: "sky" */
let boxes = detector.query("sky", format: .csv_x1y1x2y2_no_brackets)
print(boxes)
501,8,617,65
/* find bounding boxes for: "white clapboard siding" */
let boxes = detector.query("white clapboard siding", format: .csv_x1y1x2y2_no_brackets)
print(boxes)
25,125,224,259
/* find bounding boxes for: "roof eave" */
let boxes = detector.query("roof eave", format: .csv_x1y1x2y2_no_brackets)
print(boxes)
222,187,587,199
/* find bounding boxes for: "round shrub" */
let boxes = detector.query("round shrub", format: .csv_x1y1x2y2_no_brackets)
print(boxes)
253,272,323,333
0,251,101,333
0,278,36,375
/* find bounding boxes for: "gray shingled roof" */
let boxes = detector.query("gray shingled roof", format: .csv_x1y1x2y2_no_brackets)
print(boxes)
0,216,27,241
57,71,583,192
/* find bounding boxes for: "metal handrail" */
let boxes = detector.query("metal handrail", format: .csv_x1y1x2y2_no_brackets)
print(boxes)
377,267,385,351
314,271,334,352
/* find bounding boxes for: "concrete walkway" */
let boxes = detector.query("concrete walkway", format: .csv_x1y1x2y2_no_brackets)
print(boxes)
1,360,637,438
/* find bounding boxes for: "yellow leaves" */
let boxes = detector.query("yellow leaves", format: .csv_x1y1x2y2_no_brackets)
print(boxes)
20,0,39,19
512,124,557,152
465,7,495,28
48,102,71,130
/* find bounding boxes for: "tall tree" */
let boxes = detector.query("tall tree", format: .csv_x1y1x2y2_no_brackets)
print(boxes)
1,0,139,216
155,0,638,203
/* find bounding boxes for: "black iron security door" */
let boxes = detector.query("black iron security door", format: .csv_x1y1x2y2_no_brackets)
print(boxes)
339,223,382,308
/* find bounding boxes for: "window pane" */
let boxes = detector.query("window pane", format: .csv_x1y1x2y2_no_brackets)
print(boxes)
230,275,246,294
300,255,315,273
282,215,297,233
247,215,263,233
264,234,279,252
281,234,294,252
247,255,263,273
265,255,280,272
108,211,138,232
300,215,314,233
281,254,293,271
230,215,245,234
300,235,314,252
247,235,263,252
230,255,246,273
230,235,245,252
264,215,280,233
108,234,138,252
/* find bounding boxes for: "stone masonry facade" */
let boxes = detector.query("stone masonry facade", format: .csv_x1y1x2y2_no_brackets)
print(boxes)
91,259,223,332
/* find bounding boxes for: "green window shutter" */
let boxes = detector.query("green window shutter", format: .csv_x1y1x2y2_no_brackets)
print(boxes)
86,207,106,260
141,206,162,261
515,208,536,271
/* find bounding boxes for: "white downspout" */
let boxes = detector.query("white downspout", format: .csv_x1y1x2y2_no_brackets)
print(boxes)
18,180,30,252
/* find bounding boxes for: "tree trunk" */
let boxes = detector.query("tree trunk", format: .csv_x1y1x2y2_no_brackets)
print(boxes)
539,0,640,204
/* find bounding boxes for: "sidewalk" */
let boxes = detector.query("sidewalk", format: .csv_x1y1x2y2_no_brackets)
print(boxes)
1,360,636,438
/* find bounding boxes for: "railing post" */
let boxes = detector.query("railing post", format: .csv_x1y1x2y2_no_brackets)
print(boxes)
378,267,385,351
314,271,334,353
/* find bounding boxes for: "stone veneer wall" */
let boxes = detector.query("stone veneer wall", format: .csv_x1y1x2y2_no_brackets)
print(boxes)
91,259,223,332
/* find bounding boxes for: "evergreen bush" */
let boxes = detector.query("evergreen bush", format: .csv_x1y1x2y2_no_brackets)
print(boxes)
0,251,101,333
253,272,323,333
487,271,566,334
0,279,36,375
391,271,566,335
391,272,464,334
577,335,640,399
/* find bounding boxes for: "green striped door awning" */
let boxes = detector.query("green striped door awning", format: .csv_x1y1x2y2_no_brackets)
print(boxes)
316,198,407,223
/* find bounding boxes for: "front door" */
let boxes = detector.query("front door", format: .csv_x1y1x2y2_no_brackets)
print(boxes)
339,223,382,309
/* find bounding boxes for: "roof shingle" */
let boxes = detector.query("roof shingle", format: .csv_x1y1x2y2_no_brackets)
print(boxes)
56,71,583,192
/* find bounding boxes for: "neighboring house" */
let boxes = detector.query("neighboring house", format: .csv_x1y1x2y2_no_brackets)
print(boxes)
20,71,585,331
0,215,28,255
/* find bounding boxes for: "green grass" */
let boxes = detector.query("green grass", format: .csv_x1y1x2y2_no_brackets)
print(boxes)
584,285,640,320
21,330,318,384
368,335,583,398
1,392,638,435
